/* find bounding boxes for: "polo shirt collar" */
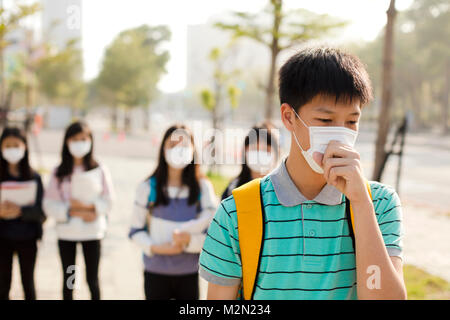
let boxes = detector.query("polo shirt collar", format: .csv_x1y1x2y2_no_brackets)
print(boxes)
268,157,343,207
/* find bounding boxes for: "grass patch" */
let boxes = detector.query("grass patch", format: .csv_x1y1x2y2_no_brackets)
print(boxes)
207,171,231,198
208,173,450,300
404,265,450,300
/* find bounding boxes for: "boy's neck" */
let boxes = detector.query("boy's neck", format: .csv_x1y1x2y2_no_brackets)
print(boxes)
285,145,327,201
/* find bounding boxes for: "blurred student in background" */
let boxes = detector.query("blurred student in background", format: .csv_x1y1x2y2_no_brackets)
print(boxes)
221,122,279,200
129,124,217,300
43,121,114,300
0,127,46,300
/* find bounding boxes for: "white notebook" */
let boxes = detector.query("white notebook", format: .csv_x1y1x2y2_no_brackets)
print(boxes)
0,180,37,206
71,167,104,205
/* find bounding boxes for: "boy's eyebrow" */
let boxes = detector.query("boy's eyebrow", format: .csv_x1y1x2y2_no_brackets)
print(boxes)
315,106,361,116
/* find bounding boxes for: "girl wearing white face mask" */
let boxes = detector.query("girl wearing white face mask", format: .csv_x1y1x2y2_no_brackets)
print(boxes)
0,127,46,300
221,122,279,200
129,124,217,300
43,121,115,300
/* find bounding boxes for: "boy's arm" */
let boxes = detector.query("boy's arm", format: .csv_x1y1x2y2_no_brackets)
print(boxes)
199,197,243,300
207,282,240,300
350,198,406,300
322,140,407,300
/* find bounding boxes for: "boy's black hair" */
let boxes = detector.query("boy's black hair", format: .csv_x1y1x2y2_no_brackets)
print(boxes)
279,46,373,111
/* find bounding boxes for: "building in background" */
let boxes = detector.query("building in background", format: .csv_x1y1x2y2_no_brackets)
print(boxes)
41,0,82,50
186,21,270,125
40,0,82,129
186,22,268,91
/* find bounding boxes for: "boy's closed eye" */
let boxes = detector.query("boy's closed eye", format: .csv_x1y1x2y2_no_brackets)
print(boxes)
316,118,333,123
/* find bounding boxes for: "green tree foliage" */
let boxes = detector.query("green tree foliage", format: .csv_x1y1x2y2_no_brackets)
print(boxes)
199,46,241,131
0,2,40,51
355,0,449,132
215,0,347,119
0,1,40,113
35,39,85,109
96,25,170,131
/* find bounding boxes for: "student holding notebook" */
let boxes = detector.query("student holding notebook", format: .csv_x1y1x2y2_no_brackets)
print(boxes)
43,121,114,300
0,127,46,300
129,124,217,300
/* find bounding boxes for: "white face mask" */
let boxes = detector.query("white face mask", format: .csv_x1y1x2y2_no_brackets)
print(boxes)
165,145,194,169
246,150,275,175
291,108,358,174
3,147,26,165
68,140,92,159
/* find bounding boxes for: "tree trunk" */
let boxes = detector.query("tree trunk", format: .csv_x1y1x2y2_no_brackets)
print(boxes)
143,107,150,131
264,0,282,121
372,0,397,181
442,60,450,135
0,36,4,108
213,79,221,131
111,106,118,132
209,80,222,175
124,108,132,133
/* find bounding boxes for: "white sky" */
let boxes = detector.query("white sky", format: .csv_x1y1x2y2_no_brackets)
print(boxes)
77,0,413,93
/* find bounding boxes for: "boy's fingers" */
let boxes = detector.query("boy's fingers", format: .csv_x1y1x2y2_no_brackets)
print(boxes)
323,141,360,162
323,157,352,181
312,152,324,167
329,166,350,187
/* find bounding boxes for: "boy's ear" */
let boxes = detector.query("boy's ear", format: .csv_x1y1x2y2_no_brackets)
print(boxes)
280,103,296,132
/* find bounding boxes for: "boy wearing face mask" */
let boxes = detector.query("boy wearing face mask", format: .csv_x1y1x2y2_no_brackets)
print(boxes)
0,127,46,300
221,122,279,200
199,47,406,300
43,121,114,300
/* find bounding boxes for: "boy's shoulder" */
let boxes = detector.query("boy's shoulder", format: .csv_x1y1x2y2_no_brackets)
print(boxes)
368,180,398,199
220,194,237,217
218,175,274,216
368,181,402,216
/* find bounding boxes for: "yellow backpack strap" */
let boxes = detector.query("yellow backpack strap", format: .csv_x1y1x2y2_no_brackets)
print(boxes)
347,180,373,239
232,178,264,300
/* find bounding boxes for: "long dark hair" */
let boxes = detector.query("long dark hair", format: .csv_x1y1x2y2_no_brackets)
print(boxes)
56,121,99,182
151,124,202,207
236,121,279,187
0,127,34,181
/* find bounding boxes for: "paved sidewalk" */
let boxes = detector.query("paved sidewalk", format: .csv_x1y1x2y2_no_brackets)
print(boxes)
401,201,450,282
9,153,208,300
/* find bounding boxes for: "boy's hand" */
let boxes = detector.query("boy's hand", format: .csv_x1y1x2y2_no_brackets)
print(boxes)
317,140,370,204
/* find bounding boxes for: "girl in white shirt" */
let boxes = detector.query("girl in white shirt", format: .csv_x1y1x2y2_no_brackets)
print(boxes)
43,121,114,300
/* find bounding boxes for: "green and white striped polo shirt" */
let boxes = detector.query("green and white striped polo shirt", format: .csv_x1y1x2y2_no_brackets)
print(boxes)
199,159,404,300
